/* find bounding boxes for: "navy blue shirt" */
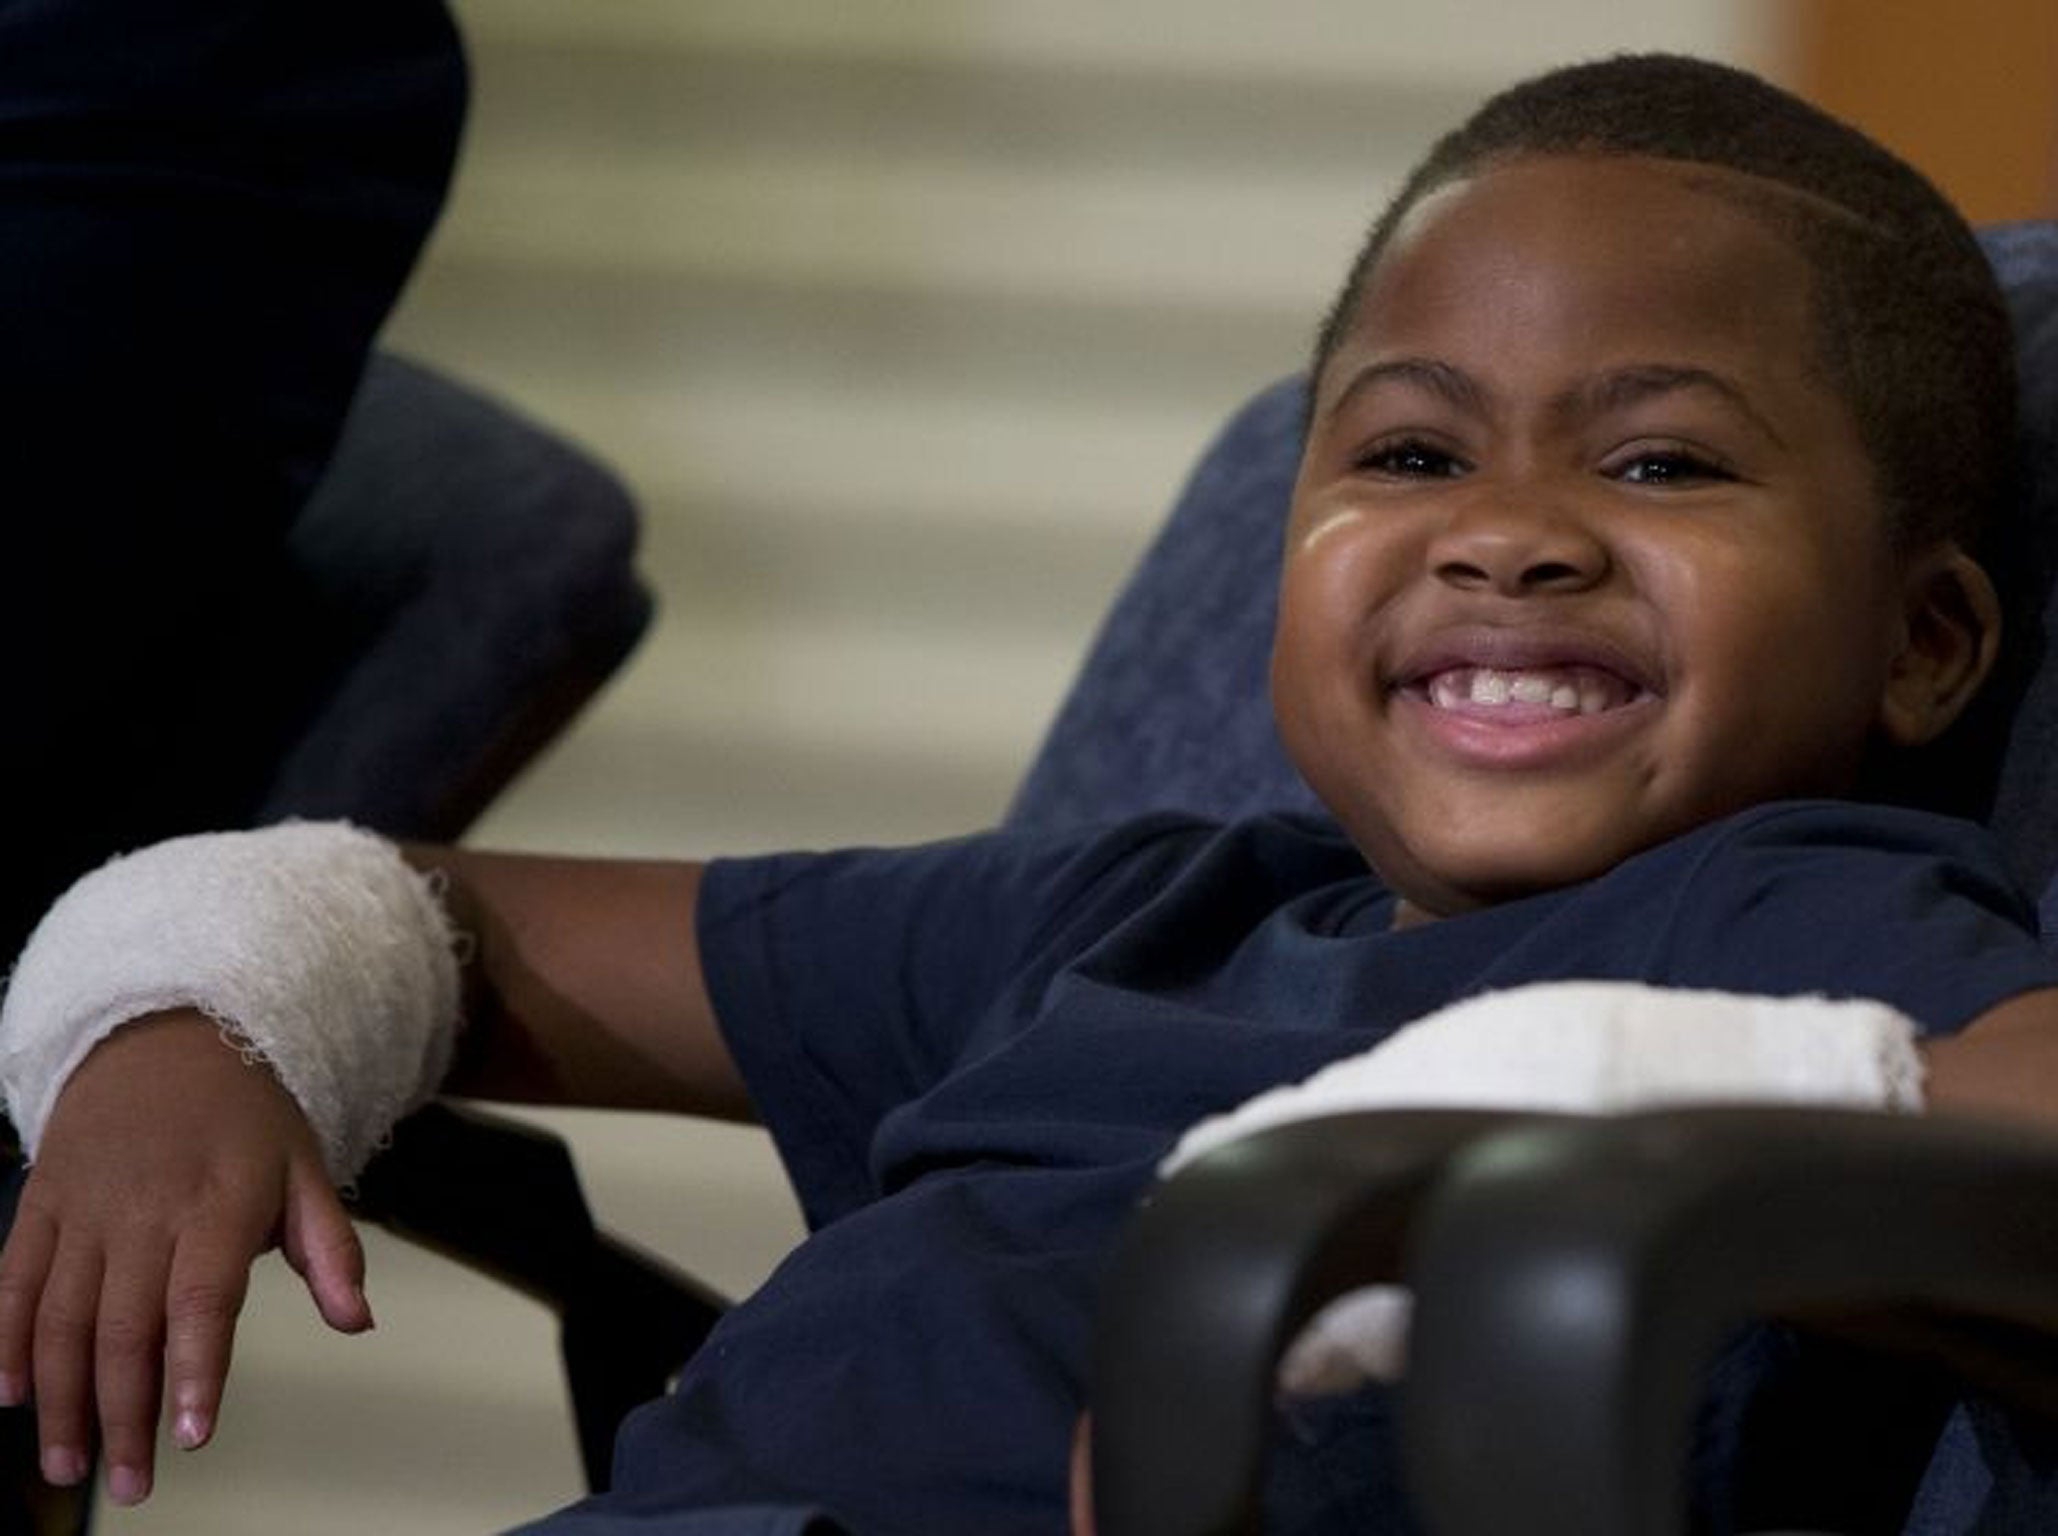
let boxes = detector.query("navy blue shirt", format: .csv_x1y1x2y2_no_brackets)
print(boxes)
515,802,2058,1536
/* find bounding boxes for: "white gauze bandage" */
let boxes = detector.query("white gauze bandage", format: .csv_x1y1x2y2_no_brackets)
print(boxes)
0,822,462,1184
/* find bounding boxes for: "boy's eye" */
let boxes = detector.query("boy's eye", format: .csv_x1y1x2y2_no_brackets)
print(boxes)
1610,447,1735,486
1355,439,1468,479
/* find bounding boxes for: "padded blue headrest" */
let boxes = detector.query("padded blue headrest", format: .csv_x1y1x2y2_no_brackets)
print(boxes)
1012,223,2058,897
1982,223,2058,889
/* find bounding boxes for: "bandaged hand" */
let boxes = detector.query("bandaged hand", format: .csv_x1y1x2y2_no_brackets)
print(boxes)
1164,981,1925,1396
0,1009,370,1505
0,822,460,1505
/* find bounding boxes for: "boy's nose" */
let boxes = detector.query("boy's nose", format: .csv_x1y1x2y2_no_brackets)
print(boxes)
1427,500,1610,595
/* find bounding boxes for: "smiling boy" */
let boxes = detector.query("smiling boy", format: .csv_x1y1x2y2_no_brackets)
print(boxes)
1279,149,1999,919
2,51,2056,1536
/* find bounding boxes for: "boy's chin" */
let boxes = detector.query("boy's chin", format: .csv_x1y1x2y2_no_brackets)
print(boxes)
1364,826,1655,923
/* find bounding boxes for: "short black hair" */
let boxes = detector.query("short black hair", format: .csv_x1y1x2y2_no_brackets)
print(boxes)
1311,53,2017,558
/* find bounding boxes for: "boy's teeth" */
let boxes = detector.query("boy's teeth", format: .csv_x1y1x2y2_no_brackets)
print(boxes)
1427,667,1622,714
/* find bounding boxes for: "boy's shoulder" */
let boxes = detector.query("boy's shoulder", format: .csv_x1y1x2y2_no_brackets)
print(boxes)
995,799,2021,932
1650,798,2022,886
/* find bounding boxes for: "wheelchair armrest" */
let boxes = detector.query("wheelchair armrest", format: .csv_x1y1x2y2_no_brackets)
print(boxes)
1406,1106,2058,1536
1091,1105,2058,1536
352,1103,727,1490
1089,1109,1551,1536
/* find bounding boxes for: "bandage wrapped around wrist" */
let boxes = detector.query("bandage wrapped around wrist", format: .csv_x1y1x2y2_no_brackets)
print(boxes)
0,822,462,1183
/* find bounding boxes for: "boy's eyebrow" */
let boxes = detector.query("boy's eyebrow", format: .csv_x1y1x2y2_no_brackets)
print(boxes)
1321,358,1790,450
1567,365,1789,449
1321,357,1488,425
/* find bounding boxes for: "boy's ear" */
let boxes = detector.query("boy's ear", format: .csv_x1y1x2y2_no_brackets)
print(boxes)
1878,543,2003,747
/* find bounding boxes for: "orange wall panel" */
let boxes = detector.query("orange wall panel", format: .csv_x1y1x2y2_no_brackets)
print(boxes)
1784,0,2058,221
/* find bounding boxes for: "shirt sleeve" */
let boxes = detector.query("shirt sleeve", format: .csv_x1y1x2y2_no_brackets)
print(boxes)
695,817,1209,1227
1617,800,2058,1034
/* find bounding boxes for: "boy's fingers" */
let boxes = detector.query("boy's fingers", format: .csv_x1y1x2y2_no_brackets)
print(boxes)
279,1163,370,1334
1070,1413,1096,1536
94,1238,172,1505
30,1240,103,1489
161,1230,255,1456
0,1205,58,1405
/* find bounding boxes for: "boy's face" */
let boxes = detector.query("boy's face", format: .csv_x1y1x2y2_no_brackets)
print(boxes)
1274,153,1939,920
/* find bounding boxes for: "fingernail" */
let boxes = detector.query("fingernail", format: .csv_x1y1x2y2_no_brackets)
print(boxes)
107,1462,150,1505
40,1444,85,1486
0,1370,23,1406
174,1407,211,1450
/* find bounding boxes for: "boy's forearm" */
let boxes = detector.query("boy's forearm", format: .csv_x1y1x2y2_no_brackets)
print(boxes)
410,846,755,1121
1922,987,2058,1128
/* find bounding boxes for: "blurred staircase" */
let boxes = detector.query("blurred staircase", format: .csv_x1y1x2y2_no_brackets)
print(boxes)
390,0,1767,859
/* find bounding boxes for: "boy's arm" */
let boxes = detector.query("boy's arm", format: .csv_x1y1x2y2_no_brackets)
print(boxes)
419,846,749,1118
1922,987,2058,1127
0,843,742,1504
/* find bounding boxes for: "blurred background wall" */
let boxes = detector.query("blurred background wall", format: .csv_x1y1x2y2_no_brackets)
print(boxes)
105,3,2055,1531
1791,0,2057,225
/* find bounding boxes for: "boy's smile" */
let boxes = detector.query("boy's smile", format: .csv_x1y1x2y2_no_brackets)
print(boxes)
1273,154,1974,922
